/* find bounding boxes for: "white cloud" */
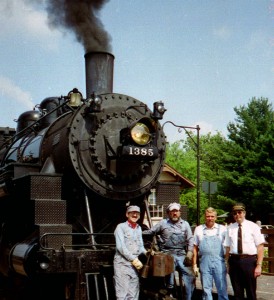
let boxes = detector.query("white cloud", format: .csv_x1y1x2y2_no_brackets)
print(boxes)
194,121,214,135
0,0,61,42
213,26,232,40
196,120,228,137
0,76,34,110
248,30,267,47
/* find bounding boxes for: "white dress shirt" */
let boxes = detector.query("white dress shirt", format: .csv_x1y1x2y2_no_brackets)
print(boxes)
224,219,265,255
193,223,227,246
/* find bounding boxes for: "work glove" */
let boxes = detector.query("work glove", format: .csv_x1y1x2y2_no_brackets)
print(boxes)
193,264,199,277
132,258,143,270
183,251,193,267
146,249,155,256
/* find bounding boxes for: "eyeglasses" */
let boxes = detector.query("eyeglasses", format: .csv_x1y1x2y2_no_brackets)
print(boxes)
233,211,243,215
128,212,140,215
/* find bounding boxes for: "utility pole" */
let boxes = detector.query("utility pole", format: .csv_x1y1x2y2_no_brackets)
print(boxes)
163,121,201,225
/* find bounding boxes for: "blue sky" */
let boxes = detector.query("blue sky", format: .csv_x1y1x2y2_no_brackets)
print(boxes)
0,0,273,143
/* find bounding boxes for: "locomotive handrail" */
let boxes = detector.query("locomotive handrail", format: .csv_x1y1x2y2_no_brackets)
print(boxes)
39,232,116,251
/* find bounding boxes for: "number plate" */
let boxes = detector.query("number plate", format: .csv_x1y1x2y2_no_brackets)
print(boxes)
121,146,158,159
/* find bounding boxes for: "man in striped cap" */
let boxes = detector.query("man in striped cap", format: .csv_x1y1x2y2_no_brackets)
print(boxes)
113,205,147,300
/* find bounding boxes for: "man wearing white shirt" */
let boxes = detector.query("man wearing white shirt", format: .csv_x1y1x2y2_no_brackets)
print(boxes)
193,207,229,300
224,203,265,300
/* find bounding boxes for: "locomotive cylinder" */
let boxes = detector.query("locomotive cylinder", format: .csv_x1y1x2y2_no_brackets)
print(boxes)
85,52,114,97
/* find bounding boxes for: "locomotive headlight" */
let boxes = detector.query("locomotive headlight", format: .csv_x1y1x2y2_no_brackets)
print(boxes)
120,118,158,160
130,123,151,145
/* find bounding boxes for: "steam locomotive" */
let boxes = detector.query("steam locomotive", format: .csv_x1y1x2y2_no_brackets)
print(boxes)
0,52,169,299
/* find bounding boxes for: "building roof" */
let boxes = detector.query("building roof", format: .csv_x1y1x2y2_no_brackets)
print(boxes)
159,163,195,189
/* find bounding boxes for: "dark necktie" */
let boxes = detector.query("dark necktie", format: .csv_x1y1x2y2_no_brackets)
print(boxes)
238,224,243,254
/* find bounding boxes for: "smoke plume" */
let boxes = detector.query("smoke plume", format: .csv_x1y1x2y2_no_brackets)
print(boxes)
28,0,112,52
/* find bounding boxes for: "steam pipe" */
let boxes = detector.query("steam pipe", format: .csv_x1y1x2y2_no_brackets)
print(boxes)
84,189,96,249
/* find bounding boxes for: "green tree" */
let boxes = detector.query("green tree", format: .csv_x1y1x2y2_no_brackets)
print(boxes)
222,97,274,222
166,141,197,181
166,134,230,224
165,97,274,224
165,140,201,224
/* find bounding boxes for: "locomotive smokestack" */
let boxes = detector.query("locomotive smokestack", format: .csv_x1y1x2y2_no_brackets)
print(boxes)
85,52,114,97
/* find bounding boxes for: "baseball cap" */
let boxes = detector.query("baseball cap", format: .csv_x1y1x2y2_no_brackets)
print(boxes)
126,205,140,213
167,202,181,211
232,203,246,211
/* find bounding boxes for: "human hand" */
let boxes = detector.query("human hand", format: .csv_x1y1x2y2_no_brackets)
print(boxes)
146,249,155,256
254,264,262,278
183,251,193,266
225,260,229,273
193,264,199,277
132,258,143,270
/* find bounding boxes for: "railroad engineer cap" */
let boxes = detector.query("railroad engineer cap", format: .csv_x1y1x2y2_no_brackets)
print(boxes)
232,203,246,211
127,205,140,213
167,202,181,211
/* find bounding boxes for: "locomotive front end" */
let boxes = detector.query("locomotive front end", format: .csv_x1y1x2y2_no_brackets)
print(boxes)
41,52,167,200
68,94,166,200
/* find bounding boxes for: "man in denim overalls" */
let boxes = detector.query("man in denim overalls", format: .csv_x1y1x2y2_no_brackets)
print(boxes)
143,202,195,300
193,207,229,300
114,205,147,299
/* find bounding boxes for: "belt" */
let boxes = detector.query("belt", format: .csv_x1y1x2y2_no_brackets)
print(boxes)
163,249,185,255
230,254,257,259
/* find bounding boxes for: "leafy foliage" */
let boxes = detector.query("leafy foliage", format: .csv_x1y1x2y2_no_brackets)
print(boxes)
224,98,274,222
165,97,274,225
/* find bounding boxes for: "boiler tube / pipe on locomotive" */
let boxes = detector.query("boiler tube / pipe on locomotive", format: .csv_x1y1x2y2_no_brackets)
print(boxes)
85,52,114,98
0,183,9,198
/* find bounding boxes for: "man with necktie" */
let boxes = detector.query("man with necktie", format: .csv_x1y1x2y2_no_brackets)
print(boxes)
224,203,265,300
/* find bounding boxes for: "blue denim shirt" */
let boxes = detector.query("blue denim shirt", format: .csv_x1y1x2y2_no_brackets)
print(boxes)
114,221,147,263
143,218,194,254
